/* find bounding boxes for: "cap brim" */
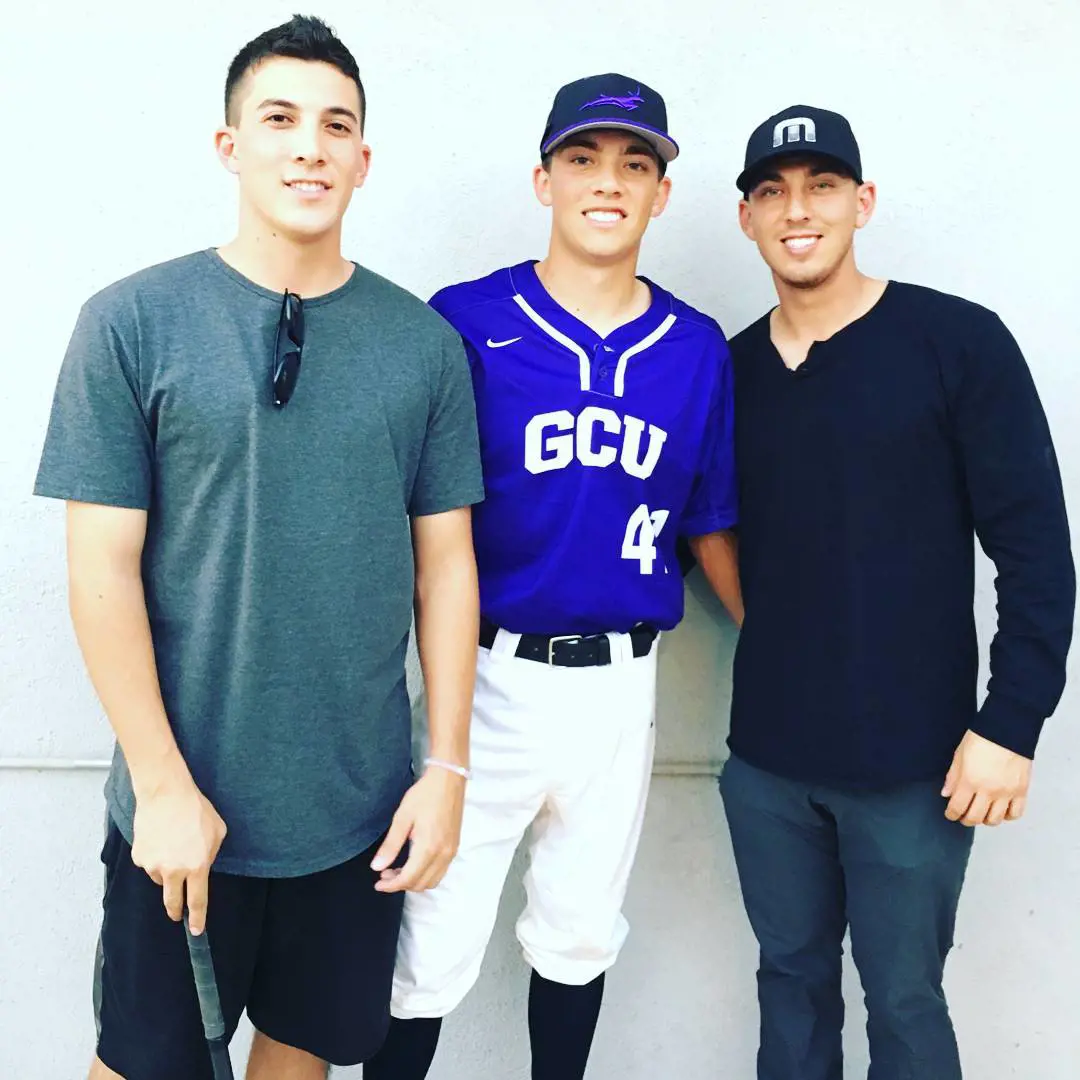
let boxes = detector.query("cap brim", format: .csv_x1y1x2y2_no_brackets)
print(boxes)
543,119,679,163
736,149,861,194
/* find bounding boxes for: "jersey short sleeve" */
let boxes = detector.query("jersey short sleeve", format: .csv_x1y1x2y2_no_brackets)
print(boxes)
408,328,485,517
679,337,737,537
34,301,153,509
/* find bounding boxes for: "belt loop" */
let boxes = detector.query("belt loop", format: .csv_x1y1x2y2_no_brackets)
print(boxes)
606,631,632,664
491,627,522,658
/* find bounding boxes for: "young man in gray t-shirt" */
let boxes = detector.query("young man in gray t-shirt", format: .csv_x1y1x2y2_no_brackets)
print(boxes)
34,16,483,1080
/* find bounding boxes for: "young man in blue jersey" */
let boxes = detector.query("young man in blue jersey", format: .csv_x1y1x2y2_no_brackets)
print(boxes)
709,106,1074,1079
365,75,742,1079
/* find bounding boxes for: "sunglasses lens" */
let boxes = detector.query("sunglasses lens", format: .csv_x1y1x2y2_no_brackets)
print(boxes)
273,351,301,407
272,292,304,407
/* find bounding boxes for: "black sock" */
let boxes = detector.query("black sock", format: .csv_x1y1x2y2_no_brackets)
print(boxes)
364,1016,443,1079
528,970,606,1080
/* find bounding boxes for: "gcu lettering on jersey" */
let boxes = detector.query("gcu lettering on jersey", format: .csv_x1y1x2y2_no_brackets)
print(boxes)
524,407,668,478
773,116,817,147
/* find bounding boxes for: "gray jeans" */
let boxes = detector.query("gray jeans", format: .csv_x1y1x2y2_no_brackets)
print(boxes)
720,754,974,1080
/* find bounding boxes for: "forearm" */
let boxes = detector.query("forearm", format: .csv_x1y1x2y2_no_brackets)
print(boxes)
68,559,186,795
974,454,1074,756
689,529,744,627
974,554,1075,757
414,548,478,768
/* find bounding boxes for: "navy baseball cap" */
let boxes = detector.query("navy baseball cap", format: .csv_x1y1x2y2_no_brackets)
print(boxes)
540,73,679,163
737,105,862,194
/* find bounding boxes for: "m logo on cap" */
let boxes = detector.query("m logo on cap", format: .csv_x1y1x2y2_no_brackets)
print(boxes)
773,117,817,148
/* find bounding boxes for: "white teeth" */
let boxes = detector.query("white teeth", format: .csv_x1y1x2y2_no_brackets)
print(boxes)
784,237,818,252
586,210,622,222
290,181,326,192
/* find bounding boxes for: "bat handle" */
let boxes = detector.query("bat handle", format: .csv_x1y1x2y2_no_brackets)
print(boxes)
183,913,226,1042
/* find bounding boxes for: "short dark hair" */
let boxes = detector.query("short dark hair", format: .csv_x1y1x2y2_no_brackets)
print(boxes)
541,132,668,179
224,14,366,129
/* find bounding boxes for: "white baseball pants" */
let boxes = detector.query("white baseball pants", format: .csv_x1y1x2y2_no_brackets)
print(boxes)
391,625,659,1019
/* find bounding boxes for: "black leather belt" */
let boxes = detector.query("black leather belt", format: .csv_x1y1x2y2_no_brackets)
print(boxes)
479,615,659,667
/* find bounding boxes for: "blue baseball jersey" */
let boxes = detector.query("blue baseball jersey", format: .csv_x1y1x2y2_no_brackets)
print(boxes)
431,260,736,635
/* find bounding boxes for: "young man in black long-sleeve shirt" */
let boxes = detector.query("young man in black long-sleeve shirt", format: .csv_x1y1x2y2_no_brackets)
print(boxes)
707,106,1075,1080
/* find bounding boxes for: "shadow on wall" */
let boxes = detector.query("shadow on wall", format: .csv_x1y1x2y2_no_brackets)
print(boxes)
655,567,739,771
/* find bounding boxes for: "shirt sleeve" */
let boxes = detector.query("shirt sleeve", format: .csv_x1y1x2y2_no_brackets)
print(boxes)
33,301,153,509
408,327,486,517
951,310,1075,757
679,339,738,537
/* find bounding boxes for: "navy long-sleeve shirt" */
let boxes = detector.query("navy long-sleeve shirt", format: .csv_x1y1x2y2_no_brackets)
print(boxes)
729,282,1074,786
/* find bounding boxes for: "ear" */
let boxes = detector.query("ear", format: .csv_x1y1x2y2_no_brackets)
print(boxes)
855,180,877,230
215,125,240,176
353,142,373,191
738,198,756,241
649,175,672,219
533,163,553,208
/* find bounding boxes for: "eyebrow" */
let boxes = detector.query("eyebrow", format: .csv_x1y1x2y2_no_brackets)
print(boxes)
256,98,360,124
560,138,656,159
753,165,845,188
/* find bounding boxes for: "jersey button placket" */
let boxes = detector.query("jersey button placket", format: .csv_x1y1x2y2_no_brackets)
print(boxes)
595,344,614,385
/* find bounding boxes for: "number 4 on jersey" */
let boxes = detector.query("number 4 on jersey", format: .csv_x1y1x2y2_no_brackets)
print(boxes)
621,504,670,575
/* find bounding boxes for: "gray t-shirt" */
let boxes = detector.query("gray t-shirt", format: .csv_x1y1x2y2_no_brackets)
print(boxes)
35,250,484,876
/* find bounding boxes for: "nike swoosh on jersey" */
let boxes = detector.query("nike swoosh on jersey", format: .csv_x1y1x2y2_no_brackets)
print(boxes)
486,336,523,348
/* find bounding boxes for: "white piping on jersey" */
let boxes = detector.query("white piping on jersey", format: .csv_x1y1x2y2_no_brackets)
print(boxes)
512,294,591,391
511,295,678,397
613,313,677,397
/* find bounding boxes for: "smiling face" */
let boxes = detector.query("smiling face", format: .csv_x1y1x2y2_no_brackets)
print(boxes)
215,56,370,244
534,129,671,264
738,157,876,290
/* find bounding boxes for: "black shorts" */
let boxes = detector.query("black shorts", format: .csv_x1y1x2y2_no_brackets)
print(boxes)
95,821,405,1079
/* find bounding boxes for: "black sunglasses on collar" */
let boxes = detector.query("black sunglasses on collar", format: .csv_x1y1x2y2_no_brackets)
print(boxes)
272,290,305,408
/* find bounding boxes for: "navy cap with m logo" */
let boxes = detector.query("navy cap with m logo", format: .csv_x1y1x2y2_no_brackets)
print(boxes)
541,73,679,163
737,105,863,193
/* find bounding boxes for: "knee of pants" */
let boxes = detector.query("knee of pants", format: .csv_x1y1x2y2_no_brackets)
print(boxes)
516,905,629,986
391,953,484,1021
855,931,952,1029
390,898,494,1020
862,977,952,1037
758,941,845,984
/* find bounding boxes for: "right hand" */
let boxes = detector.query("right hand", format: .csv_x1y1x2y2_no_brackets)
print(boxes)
131,761,227,936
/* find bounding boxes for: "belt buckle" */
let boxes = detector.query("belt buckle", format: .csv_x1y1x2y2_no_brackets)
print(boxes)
547,634,582,665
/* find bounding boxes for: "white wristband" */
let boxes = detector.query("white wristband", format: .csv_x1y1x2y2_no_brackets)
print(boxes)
424,756,471,780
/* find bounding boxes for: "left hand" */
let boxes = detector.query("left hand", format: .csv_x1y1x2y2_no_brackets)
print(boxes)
942,729,1033,827
371,766,467,892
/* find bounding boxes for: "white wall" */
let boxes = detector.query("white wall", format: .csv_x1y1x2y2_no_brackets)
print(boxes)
2,1,1078,1076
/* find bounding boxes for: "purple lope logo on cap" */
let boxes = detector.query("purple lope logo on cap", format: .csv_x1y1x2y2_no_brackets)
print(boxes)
579,86,644,111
